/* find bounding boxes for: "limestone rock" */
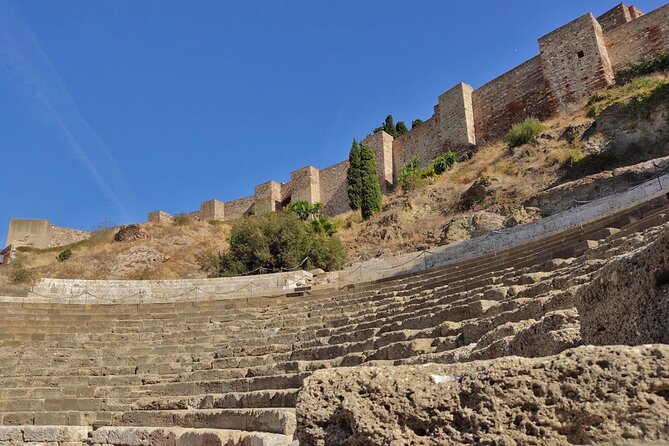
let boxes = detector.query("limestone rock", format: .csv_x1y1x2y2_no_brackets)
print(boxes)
110,246,168,277
113,224,149,242
577,223,669,345
460,176,499,210
296,345,669,445
470,308,581,360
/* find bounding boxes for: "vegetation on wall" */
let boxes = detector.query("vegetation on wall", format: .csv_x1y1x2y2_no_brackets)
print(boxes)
359,143,383,220
411,119,423,129
506,118,546,148
616,51,669,85
346,140,362,210
198,212,345,277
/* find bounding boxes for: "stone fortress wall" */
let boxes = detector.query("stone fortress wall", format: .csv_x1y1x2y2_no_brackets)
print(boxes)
147,3,669,225
5,219,90,250
7,3,669,248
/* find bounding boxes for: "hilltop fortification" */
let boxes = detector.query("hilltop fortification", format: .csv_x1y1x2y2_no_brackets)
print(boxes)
6,2,669,248
148,3,669,223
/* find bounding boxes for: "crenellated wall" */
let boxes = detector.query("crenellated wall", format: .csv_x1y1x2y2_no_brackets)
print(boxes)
1,0,654,244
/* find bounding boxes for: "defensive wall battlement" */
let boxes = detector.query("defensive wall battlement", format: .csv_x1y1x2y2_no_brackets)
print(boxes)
7,3,669,248
148,3,669,225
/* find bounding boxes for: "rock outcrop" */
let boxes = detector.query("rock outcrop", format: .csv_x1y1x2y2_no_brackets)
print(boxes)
296,345,669,446
113,224,149,242
577,221,669,346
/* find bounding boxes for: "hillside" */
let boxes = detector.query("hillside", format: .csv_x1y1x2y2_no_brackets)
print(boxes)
1,73,668,290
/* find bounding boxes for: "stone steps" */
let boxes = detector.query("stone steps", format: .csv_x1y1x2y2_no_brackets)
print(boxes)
118,408,296,436
89,425,292,446
0,195,666,440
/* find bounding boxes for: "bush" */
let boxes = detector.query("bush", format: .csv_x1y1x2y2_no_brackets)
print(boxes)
309,215,338,237
286,201,322,221
411,119,423,128
199,213,345,277
565,149,585,166
9,258,33,285
506,118,545,148
56,248,72,262
397,154,454,191
616,51,669,84
432,150,457,175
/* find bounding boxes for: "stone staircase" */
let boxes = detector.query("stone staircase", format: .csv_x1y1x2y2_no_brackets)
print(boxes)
0,194,667,445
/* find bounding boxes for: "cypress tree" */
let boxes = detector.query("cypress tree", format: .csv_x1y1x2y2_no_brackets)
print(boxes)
346,139,362,210
395,121,409,136
359,143,382,220
382,115,397,137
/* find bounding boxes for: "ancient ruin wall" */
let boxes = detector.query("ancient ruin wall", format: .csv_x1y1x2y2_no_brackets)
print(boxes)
200,199,225,221
391,117,441,176
319,161,350,216
539,13,614,109
472,56,552,143
291,166,321,204
362,131,395,191
224,195,254,221
5,219,90,249
254,181,282,214
604,3,669,72
598,3,634,32
47,224,90,248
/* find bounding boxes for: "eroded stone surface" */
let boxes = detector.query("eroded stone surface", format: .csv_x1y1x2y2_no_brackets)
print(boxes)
296,345,669,445
577,223,669,345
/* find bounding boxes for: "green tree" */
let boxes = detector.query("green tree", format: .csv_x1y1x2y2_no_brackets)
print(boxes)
411,119,423,128
198,213,345,276
359,143,382,220
395,121,409,136
382,115,396,136
432,150,457,174
346,139,362,210
286,200,322,221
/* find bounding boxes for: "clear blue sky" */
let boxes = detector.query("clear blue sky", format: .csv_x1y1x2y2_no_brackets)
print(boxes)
1,0,666,241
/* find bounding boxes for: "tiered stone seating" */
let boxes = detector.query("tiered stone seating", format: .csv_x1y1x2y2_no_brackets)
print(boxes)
0,194,667,445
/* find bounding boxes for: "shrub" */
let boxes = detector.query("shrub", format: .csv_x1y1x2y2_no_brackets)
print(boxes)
309,215,338,237
9,258,33,285
173,215,192,226
346,139,362,210
506,117,545,148
565,149,585,166
286,201,322,221
411,119,423,129
56,248,72,262
616,51,669,84
199,213,345,277
432,150,457,175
